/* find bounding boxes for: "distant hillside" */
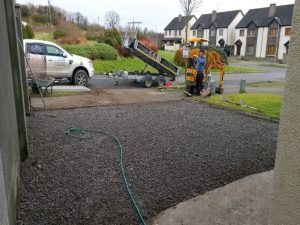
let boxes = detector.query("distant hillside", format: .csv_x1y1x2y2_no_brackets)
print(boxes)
20,3,88,31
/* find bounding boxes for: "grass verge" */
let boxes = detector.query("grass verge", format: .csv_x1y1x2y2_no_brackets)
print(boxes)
192,93,282,118
216,65,266,73
30,90,84,98
259,63,287,69
247,81,285,87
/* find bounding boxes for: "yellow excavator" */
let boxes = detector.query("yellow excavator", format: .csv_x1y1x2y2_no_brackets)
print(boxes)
185,37,226,95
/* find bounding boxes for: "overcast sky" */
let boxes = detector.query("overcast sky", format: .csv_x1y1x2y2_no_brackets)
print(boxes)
17,0,295,32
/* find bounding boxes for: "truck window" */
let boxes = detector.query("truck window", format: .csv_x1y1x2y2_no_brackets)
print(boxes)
46,45,64,57
27,43,46,55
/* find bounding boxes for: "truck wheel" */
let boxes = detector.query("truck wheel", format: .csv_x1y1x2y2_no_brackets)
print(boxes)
74,70,88,86
157,76,165,87
144,76,153,88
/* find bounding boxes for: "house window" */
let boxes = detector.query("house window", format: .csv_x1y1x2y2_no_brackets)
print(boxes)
267,45,276,56
269,28,277,36
169,30,171,36
174,30,177,36
248,29,256,37
166,41,174,46
210,30,216,36
179,30,181,36
165,30,167,36
193,30,197,36
285,28,291,36
239,29,245,37
219,29,223,36
246,45,255,55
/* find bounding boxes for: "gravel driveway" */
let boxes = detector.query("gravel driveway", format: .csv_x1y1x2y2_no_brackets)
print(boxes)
17,101,279,225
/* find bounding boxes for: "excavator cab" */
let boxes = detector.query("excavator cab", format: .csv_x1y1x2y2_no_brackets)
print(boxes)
185,37,225,95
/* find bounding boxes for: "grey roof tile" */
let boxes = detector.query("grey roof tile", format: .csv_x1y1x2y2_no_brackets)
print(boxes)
191,10,242,29
236,4,294,28
164,15,196,30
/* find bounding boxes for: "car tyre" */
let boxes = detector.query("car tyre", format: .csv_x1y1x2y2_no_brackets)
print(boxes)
74,70,88,86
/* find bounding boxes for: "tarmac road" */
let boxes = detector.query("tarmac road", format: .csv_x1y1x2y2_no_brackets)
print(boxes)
88,61,286,90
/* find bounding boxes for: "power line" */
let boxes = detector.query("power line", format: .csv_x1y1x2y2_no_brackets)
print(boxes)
128,19,142,30
48,0,52,29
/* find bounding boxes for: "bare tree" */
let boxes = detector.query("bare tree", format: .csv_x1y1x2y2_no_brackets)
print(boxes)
179,0,202,45
105,11,120,28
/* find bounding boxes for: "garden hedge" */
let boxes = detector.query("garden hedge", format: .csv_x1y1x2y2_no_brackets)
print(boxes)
63,43,117,60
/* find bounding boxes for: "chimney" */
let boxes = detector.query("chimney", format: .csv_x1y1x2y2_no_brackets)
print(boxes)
178,14,182,22
212,10,217,22
269,3,277,17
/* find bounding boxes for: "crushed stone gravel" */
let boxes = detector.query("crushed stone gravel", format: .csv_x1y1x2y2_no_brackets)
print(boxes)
17,100,279,225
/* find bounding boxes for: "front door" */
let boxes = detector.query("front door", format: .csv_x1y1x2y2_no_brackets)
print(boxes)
237,44,241,56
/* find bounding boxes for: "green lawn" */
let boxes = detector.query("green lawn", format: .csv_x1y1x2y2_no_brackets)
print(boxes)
259,63,287,69
240,56,267,62
228,57,241,63
93,58,158,74
94,58,263,75
192,93,282,118
158,50,175,62
34,32,54,41
247,81,285,87
93,50,180,74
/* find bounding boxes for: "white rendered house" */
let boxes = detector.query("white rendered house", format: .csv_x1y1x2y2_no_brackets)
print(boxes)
163,15,197,51
190,10,243,49
235,3,294,62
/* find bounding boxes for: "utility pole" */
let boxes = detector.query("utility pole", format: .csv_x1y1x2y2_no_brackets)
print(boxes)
128,19,142,38
153,24,158,47
48,0,52,30
128,19,142,30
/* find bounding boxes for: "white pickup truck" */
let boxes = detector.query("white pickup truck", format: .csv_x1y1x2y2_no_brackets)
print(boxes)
24,39,94,86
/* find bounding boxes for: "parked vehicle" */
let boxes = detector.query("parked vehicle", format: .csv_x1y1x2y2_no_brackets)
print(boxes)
23,39,94,86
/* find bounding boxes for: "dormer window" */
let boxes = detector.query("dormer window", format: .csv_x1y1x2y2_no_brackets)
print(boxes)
210,30,216,36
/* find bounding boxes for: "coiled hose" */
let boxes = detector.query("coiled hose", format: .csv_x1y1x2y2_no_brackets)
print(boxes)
64,127,146,225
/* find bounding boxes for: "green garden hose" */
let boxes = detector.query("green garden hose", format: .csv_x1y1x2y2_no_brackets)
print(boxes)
64,127,146,225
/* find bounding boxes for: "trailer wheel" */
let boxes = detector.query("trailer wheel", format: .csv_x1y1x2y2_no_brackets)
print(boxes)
157,76,165,87
144,76,153,88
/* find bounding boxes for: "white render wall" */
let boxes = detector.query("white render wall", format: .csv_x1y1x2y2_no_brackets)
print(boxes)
256,27,268,58
216,28,228,46
234,28,247,56
227,12,244,45
202,29,209,45
278,26,291,60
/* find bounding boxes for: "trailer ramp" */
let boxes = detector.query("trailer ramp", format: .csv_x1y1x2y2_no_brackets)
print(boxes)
123,37,180,81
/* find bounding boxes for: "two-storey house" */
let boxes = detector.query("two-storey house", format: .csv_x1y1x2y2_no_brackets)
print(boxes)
235,4,294,62
190,10,243,48
163,15,197,51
